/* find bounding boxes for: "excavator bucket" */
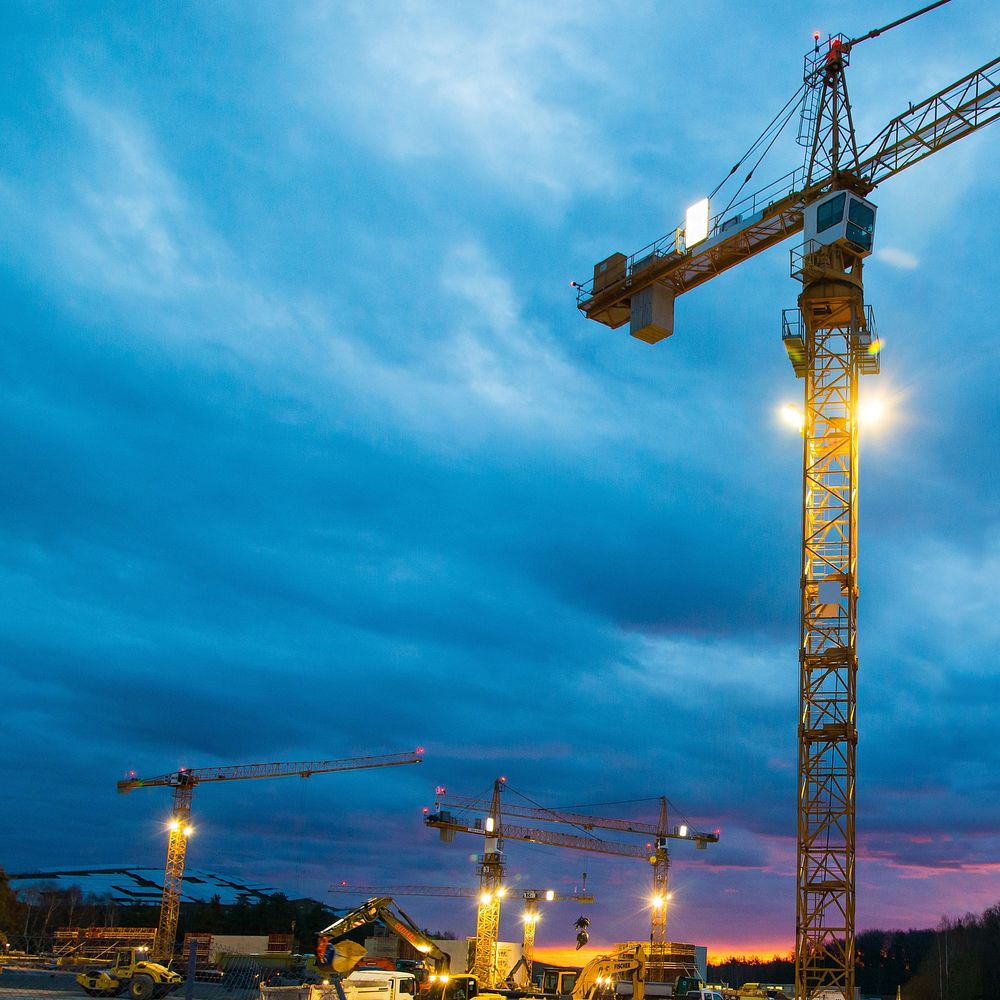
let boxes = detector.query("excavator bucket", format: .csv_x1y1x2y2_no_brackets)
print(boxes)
315,939,367,975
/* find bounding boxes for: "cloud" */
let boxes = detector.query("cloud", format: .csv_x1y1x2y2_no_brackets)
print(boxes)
876,246,920,270
296,1,622,199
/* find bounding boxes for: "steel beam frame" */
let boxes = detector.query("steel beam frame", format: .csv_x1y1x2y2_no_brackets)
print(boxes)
154,782,193,962
793,262,865,1000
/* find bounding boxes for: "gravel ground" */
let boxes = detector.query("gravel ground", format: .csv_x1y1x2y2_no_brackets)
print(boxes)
0,969,257,1000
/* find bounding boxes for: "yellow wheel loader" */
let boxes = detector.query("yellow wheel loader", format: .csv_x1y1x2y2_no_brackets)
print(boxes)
76,947,182,999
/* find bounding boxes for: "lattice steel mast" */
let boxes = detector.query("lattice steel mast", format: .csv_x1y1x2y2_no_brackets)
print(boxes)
787,34,872,1000
473,779,505,987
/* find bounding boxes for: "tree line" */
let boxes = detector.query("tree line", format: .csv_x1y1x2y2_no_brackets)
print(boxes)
708,904,1000,999
0,868,340,955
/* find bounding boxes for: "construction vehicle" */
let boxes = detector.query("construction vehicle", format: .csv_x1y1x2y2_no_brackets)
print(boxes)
75,946,182,999
573,4,1000,997
331,881,594,989
569,945,709,1000
264,967,419,1000
118,749,423,960
427,781,716,985
316,895,451,980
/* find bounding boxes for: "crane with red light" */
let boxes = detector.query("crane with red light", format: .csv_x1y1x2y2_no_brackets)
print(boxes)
424,779,718,986
119,749,424,961
572,2,999,997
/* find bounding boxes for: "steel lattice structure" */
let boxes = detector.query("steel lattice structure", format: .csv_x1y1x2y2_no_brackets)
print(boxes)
471,780,505,988
792,255,867,999
154,781,193,961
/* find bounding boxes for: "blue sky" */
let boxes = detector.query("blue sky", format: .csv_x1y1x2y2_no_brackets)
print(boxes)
2,0,999,959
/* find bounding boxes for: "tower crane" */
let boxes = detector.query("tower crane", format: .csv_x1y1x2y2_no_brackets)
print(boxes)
572,4,1000,998
435,790,717,958
118,749,424,961
424,779,717,985
330,882,594,984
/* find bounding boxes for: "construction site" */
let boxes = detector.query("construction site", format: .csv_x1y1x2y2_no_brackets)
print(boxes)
1,4,998,1000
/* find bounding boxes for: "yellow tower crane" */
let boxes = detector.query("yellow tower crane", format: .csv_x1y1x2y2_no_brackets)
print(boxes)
572,4,1000,997
425,779,717,985
329,881,594,985
118,749,424,961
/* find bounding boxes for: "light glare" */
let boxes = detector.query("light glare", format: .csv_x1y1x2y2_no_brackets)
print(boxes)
779,403,804,431
859,398,885,425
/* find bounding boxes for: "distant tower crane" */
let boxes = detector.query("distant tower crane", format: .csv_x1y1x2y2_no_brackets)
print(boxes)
572,3,1000,997
425,779,717,985
330,882,594,984
118,749,423,961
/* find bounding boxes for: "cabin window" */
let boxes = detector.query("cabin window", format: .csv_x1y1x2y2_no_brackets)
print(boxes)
816,192,846,233
846,198,875,250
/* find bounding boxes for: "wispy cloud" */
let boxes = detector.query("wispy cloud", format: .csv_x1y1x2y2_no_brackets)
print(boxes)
876,246,920,270
298,0,622,198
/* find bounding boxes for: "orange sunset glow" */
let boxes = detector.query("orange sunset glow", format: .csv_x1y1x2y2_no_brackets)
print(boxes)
534,940,794,969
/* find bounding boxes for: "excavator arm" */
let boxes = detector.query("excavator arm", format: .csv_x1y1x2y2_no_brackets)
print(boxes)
318,897,450,973
571,945,647,1000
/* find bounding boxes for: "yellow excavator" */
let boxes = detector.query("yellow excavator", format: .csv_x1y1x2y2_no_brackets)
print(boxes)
570,945,716,1000
76,947,182,999
314,897,505,1000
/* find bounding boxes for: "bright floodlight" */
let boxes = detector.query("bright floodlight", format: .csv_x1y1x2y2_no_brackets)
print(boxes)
859,397,886,425
168,819,180,832
678,824,688,837
480,893,492,905
485,817,495,833
183,825,194,838
779,402,804,431
685,198,710,247
651,894,665,908
545,890,555,901
496,887,507,898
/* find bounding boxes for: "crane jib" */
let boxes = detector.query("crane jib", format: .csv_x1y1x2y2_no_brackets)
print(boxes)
578,54,1000,329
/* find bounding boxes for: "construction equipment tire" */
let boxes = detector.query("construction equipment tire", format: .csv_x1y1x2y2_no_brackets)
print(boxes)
129,976,156,1000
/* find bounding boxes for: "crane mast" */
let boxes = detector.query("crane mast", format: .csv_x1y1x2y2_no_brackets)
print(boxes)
790,36,871,1000
474,779,505,988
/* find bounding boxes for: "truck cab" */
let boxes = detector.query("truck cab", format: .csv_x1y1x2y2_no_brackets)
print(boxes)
349,970,419,1000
